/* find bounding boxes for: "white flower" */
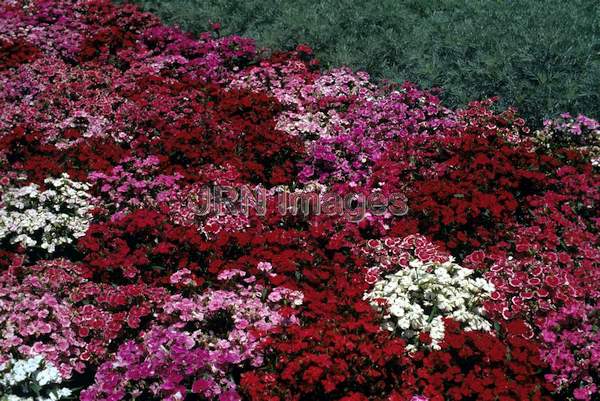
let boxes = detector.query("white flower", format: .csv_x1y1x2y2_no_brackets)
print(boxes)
365,257,494,350
35,363,61,386
0,174,93,254
0,355,72,401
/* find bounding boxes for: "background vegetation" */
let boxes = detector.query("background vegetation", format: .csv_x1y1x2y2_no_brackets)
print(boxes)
132,0,600,125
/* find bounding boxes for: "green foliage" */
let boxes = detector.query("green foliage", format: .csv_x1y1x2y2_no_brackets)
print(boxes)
130,0,600,125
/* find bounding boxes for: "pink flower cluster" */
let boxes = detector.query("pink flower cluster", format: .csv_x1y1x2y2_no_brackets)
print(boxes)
538,113,600,165
0,270,86,378
89,155,183,217
81,269,300,401
541,301,600,401
231,55,456,190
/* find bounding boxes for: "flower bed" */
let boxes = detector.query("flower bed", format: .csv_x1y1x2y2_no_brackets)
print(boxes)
0,1,598,401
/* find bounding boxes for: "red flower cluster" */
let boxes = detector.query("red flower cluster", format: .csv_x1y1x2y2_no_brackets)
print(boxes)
77,209,207,283
399,319,554,401
136,87,304,185
369,105,553,257
242,318,409,401
0,38,40,70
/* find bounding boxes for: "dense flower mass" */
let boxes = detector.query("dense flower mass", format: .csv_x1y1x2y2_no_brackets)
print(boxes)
0,174,93,253
0,269,86,378
0,1,598,400
364,245,494,350
0,355,72,401
540,301,600,401
536,113,600,166
81,269,301,401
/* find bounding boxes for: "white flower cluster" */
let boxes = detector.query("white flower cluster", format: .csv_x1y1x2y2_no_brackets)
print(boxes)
0,355,72,401
365,257,494,351
0,174,93,253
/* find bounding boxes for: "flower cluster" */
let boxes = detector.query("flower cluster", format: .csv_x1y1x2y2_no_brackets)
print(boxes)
366,106,550,256
365,239,494,350
233,59,452,190
0,355,72,401
540,301,599,401
81,269,301,401
537,113,600,165
88,155,182,217
77,208,207,281
0,269,86,378
358,235,450,282
12,258,169,364
399,319,554,401
0,174,93,253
